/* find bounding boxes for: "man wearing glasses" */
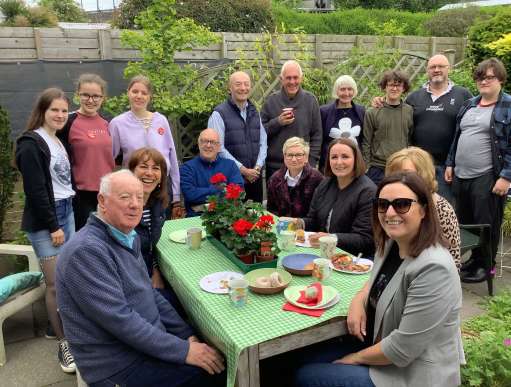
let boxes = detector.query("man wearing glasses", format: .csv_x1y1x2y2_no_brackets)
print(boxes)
445,58,511,283
180,128,243,216
208,71,267,202
405,54,472,203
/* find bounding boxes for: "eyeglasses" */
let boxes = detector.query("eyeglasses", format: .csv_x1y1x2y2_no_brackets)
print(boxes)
427,65,448,70
285,153,305,159
386,83,403,90
199,139,219,146
476,75,498,83
375,198,418,214
79,93,103,102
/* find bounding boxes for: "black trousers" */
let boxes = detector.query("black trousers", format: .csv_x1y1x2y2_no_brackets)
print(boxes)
73,189,98,231
452,172,506,268
244,177,264,203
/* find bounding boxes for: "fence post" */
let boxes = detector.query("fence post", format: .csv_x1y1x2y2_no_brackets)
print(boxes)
98,29,112,60
271,34,280,65
34,28,43,60
314,34,323,67
429,36,437,57
221,33,228,60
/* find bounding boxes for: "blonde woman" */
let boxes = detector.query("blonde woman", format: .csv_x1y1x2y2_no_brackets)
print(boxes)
386,146,461,268
267,137,323,217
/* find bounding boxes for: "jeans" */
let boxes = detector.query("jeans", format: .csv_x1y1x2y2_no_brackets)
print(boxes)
89,356,225,387
435,165,455,205
294,338,375,387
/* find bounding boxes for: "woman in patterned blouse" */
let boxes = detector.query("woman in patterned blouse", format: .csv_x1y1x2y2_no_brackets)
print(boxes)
385,146,461,268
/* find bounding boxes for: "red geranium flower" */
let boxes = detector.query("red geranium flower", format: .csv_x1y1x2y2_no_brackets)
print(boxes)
232,219,254,237
255,215,275,230
225,183,243,200
210,173,227,185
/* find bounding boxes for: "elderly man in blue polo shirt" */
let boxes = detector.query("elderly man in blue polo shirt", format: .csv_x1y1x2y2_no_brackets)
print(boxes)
56,170,224,386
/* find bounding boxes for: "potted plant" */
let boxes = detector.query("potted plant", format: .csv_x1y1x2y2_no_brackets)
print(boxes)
251,215,280,262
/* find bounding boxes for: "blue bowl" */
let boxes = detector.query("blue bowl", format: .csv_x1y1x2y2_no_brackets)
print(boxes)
282,253,320,276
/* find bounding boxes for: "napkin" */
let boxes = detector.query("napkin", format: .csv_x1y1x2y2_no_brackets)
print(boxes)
296,282,323,306
282,302,325,317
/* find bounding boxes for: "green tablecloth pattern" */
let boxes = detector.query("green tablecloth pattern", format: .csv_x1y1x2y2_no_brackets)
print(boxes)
157,217,369,387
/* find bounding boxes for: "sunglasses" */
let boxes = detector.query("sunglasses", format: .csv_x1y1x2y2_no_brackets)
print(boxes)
375,198,418,214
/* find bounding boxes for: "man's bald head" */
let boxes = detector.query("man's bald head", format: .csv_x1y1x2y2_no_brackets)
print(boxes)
198,128,221,162
427,54,450,86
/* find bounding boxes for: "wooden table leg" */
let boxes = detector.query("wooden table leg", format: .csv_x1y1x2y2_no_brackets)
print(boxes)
235,345,260,387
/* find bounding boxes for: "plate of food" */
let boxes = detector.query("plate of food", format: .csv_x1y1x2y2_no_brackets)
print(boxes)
169,228,206,244
330,253,373,274
244,268,292,294
294,230,316,248
284,285,339,310
199,271,244,294
281,253,319,275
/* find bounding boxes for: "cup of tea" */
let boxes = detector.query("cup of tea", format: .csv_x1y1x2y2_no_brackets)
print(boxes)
278,230,295,251
319,235,338,258
186,227,202,250
229,278,249,307
312,258,331,282
282,107,295,118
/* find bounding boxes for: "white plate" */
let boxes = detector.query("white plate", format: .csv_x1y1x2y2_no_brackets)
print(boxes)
199,271,244,294
330,258,374,275
169,229,206,244
284,285,339,310
295,231,316,248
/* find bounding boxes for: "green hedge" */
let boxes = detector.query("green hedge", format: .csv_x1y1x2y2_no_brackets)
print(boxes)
272,4,430,35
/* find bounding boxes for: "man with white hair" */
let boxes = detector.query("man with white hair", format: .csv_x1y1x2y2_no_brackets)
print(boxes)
56,170,225,386
261,60,322,179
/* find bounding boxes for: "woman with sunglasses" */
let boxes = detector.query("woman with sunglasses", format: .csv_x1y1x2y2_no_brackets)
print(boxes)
108,75,183,218
282,138,375,257
294,172,464,387
386,147,461,268
58,73,114,230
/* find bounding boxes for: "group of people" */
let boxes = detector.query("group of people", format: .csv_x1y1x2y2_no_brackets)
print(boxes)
13,52,510,387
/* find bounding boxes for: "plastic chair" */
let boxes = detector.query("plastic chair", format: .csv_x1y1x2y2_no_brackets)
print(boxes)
459,224,493,296
0,244,45,366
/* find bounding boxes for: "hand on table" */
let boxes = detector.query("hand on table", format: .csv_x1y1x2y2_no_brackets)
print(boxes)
186,341,225,375
50,228,65,247
171,203,186,219
308,232,330,248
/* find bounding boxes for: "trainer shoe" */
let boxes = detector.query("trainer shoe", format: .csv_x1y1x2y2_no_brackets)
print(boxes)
45,322,56,339
58,339,76,373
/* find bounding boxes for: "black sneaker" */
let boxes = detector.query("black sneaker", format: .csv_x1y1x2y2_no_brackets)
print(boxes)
45,322,56,339
58,339,76,373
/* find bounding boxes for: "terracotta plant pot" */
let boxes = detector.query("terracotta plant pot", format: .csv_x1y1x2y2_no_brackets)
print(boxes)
255,254,275,263
237,252,254,265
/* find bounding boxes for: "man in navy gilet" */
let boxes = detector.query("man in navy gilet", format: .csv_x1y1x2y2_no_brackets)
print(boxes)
208,71,267,202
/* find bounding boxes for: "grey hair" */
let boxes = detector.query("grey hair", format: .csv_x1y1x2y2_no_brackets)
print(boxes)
99,169,137,196
280,60,303,78
283,136,310,156
332,75,358,99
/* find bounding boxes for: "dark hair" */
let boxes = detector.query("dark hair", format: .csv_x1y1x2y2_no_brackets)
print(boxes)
473,57,507,84
25,88,69,132
372,172,445,257
77,73,107,96
324,138,366,179
128,147,169,208
378,70,410,93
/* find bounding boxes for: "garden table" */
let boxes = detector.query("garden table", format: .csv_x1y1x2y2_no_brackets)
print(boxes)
158,217,369,387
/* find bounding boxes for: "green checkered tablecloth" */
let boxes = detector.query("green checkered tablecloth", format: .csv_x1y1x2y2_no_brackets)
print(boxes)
157,217,369,387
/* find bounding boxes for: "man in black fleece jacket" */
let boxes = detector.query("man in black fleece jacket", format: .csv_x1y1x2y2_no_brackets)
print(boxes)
261,60,322,179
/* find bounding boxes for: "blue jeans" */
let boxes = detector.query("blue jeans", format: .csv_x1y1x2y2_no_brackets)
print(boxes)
27,197,75,259
89,356,225,387
435,165,454,205
294,338,375,387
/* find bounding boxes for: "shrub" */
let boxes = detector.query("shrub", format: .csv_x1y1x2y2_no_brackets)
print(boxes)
0,106,17,241
11,14,30,26
175,0,274,33
0,0,27,23
422,6,488,37
333,0,450,12
467,8,511,90
26,5,58,27
272,4,430,35
112,0,152,29
38,0,87,23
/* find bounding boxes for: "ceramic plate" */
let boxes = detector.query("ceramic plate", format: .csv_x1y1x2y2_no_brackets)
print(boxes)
169,228,206,244
284,285,339,310
281,253,320,275
199,271,244,294
330,258,373,275
294,231,316,248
